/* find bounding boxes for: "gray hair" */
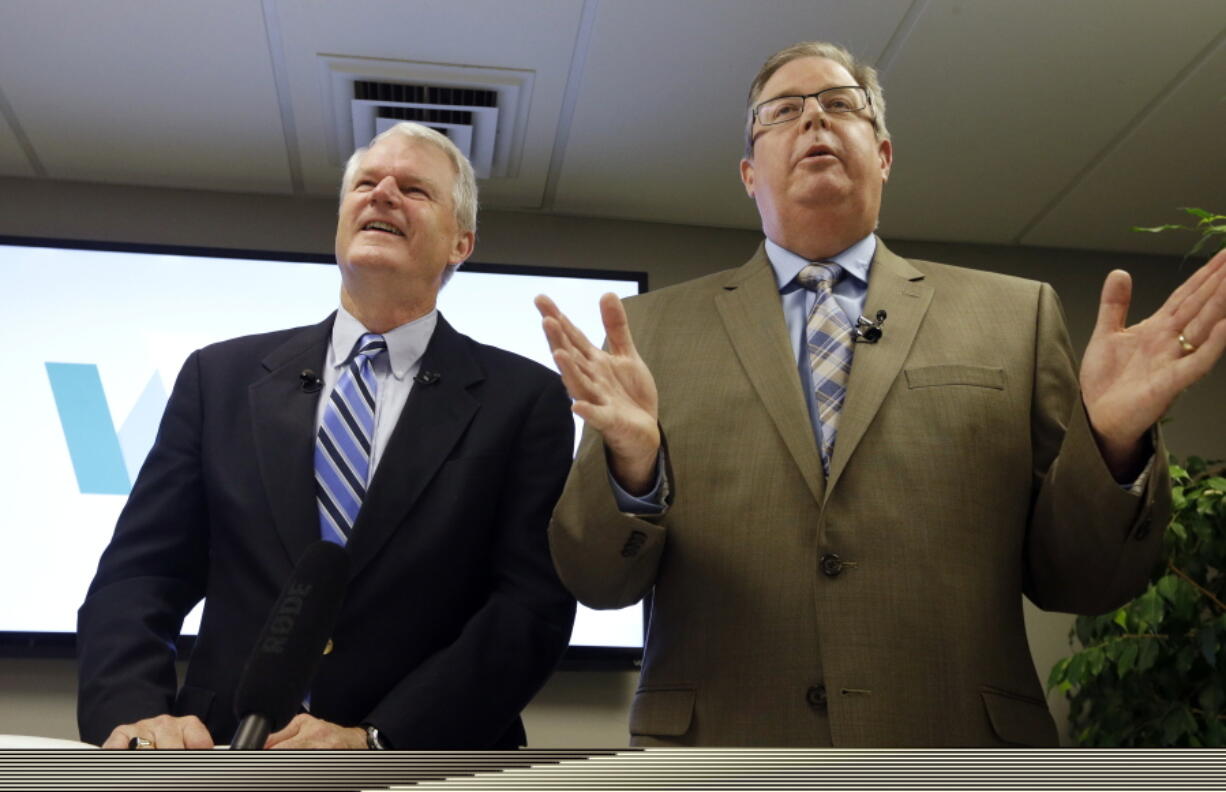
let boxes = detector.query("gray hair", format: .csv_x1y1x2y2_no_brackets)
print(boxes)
340,122,478,233
743,41,890,158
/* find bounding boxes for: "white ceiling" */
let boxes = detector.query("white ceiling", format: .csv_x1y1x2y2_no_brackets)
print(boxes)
0,0,1222,256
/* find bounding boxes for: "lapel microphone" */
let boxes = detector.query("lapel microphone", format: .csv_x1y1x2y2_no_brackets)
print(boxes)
852,310,887,344
299,370,323,393
414,370,441,385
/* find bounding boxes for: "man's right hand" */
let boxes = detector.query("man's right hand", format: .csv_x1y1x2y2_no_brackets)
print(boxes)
101,714,214,750
535,292,660,495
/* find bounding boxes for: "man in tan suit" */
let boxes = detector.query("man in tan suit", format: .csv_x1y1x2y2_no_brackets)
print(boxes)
536,42,1226,746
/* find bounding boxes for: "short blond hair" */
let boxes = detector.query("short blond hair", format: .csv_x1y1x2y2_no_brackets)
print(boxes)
744,41,890,158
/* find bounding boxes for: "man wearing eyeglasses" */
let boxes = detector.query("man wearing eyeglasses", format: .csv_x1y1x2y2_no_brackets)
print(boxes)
537,41,1226,746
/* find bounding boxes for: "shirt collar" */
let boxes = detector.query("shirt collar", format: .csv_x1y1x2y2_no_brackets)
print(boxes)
765,233,877,292
331,304,438,381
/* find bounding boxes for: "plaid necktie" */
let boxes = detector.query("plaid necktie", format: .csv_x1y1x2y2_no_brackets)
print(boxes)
315,333,387,545
797,263,854,473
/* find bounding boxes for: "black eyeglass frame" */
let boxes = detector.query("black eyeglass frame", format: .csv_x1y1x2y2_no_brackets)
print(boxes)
751,85,873,127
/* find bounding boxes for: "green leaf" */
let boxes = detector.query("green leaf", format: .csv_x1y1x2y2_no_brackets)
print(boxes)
1113,607,1129,630
1205,477,1226,490
1047,656,1070,690
1199,684,1224,717
1117,640,1140,678
1133,588,1165,630
1086,646,1107,676
1066,651,1089,686
1137,637,1161,673
1170,464,1190,481
1199,626,1219,667
1181,207,1215,221
1132,223,1189,234
1169,521,1187,541
1156,573,1182,604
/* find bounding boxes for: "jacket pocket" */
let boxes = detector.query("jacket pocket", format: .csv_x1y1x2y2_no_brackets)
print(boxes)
905,365,1006,390
980,686,1058,746
173,684,215,724
629,686,696,738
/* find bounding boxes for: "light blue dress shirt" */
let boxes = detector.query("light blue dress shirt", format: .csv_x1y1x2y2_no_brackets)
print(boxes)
315,305,438,479
612,234,878,513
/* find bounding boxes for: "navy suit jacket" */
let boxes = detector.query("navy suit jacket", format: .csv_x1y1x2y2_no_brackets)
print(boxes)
77,313,576,748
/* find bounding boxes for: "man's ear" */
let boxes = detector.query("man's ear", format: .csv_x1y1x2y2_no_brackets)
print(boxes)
739,157,756,198
878,138,893,182
450,230,475,266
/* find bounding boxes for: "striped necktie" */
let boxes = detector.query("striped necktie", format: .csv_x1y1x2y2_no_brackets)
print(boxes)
315,333,387,545
797,263,854,473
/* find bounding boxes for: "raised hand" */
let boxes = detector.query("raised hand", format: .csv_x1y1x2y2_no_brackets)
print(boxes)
535,292,660,494
1081,247,1226,478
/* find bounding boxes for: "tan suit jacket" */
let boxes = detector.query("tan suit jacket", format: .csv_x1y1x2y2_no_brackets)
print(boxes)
550,240,1169,747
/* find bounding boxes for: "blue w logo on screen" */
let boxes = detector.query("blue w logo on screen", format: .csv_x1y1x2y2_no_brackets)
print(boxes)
45,363,168,495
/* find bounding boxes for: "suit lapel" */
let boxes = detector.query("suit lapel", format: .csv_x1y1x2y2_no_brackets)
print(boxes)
825,240,933,495
715,247,826,504
345,315,482,579
249,315,334,567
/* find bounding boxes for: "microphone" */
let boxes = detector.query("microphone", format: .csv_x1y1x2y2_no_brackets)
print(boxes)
230,541,350,750
413,370,441,385
299,370,322,393
852,309,887,344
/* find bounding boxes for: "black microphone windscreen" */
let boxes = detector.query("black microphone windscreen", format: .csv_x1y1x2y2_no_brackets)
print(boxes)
232,541,350,732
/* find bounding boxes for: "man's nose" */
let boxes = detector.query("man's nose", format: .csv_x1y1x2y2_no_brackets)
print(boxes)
370,176,400,205
801,96,831,131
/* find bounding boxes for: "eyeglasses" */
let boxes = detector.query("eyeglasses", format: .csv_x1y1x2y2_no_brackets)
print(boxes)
752,86,870,127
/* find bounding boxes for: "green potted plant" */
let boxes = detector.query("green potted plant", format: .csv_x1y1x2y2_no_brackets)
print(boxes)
1046,208,1226,748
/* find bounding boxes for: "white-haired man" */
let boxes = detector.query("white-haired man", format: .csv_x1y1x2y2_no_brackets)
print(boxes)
538,42,1226,745
78,122,576,749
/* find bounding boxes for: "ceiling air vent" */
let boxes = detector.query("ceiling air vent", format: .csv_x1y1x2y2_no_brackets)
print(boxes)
321,55,535,180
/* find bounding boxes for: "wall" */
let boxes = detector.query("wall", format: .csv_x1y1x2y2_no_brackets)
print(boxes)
0,176,1221,746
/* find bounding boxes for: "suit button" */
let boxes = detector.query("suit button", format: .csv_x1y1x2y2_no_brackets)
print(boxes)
323,639,334,655
820,553,843,577
806,684,828,708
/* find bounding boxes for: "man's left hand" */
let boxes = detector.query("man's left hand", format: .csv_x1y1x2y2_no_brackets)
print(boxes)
264,713,367,750
1081,247,1226,478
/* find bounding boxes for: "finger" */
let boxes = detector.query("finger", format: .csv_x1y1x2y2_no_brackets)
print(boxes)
181,716,214,750
102,727,136,750
146,715,190,750
552,349,605,406
533,293,560,320
541,316,581,359
264,713,308,749
1094,270,1132,336
1173,259,1226,343
537,296,599,359
1162,247,1226,321
1172,316,1226,387
600,293,638,358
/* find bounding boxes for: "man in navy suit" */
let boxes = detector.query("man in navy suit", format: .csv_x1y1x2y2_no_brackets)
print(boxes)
77,122,576,750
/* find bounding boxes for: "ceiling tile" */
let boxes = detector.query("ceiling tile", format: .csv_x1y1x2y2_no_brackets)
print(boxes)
1020,38,1226,257
552,0,913,228
877,0,1226,245
272,0,585,205
0,0,293,192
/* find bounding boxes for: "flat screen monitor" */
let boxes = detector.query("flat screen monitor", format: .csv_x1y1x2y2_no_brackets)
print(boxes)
0,235,646,668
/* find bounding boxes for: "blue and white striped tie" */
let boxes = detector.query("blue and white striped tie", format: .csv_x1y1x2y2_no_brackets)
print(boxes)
797,263,854,473
315,333,387,545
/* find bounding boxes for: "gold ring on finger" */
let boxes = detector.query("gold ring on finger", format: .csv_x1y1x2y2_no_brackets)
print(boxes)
128,736,155,750
1178,332,1196,354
